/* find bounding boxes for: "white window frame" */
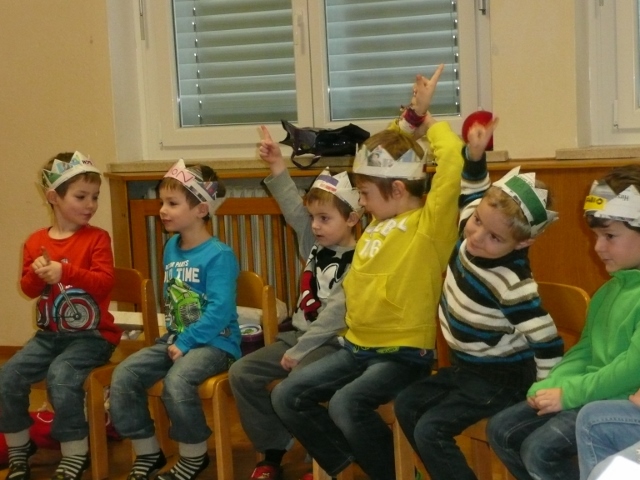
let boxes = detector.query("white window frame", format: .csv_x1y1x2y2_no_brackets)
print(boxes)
109,0,492,161
586,0,640,145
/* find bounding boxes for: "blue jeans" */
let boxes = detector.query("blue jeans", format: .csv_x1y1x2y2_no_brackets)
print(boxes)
270,347,431,480
576,400,640,480
110,343,230,444
394,366,529,480
0,331,114,442
487,400,580,480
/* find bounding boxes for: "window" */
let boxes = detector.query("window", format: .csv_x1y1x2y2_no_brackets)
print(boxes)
585,0,640,145
111,0,491,160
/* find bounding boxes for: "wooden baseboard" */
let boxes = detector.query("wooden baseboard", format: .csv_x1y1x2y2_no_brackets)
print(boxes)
0,345,20,357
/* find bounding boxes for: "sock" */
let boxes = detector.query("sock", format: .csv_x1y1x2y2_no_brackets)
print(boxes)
158,453,209,480
262,449,286,466
129,451,167,477
53,454,89,480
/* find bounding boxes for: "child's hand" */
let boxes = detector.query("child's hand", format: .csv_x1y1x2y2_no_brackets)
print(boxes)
466,117,499,161
411,64,444,116
32,258,63,285
531,388,563,415
167,344,184,361
280,354,299,371
629,388,640,407
259,126,286,176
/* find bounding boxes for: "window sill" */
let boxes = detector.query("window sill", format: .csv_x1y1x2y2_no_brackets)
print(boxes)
556,145,640,160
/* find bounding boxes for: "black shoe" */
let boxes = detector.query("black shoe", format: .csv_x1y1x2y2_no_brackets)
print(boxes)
156,455,209,480
6,440,37,480
127,451,168,480
50,454,90,480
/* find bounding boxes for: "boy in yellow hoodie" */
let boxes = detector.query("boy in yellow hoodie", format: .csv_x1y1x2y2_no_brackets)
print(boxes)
271,65,464,480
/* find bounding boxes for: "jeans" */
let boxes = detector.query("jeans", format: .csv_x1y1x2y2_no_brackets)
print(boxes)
487,400,580,480
110,342,229,444
576,400,640,480
271,347,431,480
228,331,340,452
394,366,528,480
0,331,114,442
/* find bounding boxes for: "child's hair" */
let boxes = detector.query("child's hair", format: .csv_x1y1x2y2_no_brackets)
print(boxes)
158,164,226,222
306,187,355,221
43,152,101,198
483,179,553,242
586,164,640,233
354,129,427,199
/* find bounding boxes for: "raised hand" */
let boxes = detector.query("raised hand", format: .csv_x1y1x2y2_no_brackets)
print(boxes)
259,125,286,176
466,117,500,161
412,64,444,116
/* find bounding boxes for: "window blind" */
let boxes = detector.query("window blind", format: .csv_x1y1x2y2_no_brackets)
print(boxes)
172,0,460,127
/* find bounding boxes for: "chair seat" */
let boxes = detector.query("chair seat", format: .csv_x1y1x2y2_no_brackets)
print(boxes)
147,372,229,400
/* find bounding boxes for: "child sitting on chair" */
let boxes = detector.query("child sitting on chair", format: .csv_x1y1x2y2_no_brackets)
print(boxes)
110,160,241,480
488,164,640,480
228,126,361,480
0,152,120,480
394,120,564,480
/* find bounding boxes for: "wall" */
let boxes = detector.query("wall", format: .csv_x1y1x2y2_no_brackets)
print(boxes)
0,1,596,345
0,1,116,345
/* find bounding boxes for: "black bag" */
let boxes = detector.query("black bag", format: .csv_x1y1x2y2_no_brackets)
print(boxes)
279,120,370,169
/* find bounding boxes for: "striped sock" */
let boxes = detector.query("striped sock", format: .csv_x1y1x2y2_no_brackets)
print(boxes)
52,454,89,480
157,454,209,480
128,451,167,479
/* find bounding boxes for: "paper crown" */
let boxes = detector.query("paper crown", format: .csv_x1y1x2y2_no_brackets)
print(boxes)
310,168,361,212
42,151,101,191
352,145,426,179
584,181,640,227
492,167,558,236
163,159,225,215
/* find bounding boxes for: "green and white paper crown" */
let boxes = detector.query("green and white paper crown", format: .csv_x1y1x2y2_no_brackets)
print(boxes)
42,151,101,191
352,145,426,179
164,159,225,215
492,167,558,236
584,180,640,227
310,168,361,212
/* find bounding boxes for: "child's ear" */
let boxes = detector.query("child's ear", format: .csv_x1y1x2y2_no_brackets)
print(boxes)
391,180,406,198
515,237,535,250
196,203,209,218
45,190,58,205
346,211,361,227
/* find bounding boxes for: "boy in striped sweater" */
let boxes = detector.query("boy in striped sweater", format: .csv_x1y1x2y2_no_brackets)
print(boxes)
394,120,564,480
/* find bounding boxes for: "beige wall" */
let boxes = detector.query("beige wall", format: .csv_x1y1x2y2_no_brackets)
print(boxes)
0,1,116,345
0,1,583,345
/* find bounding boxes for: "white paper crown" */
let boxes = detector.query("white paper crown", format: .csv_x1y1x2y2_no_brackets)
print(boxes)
164,159,225,215
310,168,361,212
42,151,101,191
492,167,558,236
352,145,426,179
584,181,640,227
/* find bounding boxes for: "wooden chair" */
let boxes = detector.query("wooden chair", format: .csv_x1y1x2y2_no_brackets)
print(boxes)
147,270,278,480
438,281,590,480
80,267,158,480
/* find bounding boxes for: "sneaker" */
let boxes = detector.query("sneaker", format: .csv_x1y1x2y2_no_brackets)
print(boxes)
6,440,38,480
250,462,282,480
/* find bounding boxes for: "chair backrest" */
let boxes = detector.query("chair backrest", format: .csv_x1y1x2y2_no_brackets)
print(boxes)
237,270,279,346
537,281,590,351
436,280,590,368
110,267,158,361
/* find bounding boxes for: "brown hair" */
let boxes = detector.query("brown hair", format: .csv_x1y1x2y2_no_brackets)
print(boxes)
354,129,427,200
483,179,553,241
158,164,226,222
306,188,355,220
43,152,101,200
586,164,640,233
